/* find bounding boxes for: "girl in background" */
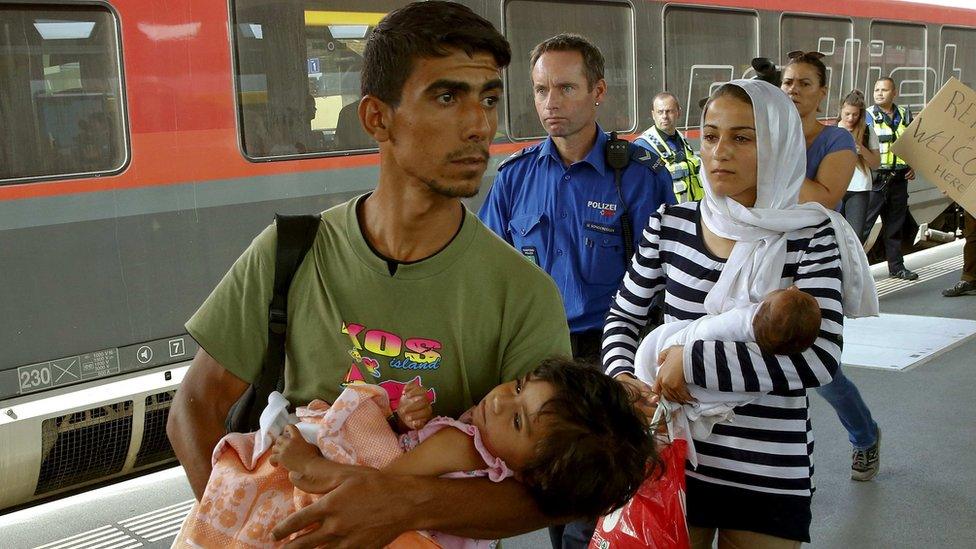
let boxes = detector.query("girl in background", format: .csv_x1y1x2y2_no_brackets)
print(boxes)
837,90,882,242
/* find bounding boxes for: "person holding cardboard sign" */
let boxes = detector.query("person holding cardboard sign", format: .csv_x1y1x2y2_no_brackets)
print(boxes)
943,211,976,297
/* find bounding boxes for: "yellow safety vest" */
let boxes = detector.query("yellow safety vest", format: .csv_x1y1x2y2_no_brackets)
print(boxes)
636,126,704,203
868,105,910,169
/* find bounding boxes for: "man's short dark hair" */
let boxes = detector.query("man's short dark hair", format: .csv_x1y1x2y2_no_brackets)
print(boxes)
529,33,605,91
361,1,511,106
653,92,680,108
876,76,896,88
520,357,658,518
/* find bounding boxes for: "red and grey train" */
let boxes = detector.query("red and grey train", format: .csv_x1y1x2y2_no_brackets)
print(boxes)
1,0,974,510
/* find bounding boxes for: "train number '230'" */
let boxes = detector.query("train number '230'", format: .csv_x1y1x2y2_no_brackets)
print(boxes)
18,365,53,393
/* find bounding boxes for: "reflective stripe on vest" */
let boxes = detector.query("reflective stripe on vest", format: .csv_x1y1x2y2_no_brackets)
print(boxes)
870,105,910,169
640,126,704,202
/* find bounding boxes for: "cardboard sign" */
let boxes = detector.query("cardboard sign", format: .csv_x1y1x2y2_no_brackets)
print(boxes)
891,77,976,215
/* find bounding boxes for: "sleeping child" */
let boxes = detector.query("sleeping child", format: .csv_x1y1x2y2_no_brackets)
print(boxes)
635,285,822,466
175,357,656,548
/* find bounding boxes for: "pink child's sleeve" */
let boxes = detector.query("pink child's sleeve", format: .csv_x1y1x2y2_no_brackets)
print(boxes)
408,416,514,482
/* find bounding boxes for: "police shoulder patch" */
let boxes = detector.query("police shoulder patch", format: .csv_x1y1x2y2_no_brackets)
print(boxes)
497,144,539,171
629,143,666,173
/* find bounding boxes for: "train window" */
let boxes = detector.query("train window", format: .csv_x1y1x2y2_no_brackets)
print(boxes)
232,0,412,158
868,22,928,113
940,27,976,92
781,15,855,117
664,6,758,130
504,0,636,139
0,5,126,182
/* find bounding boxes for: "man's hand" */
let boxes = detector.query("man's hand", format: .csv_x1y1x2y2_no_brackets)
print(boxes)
653,346,693,404
906,168,915,180
396,378,433,431
615,372,658,418
273,459,409,549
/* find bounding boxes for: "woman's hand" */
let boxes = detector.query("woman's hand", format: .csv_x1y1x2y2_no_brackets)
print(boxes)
615,372,658,418
653,346,694,404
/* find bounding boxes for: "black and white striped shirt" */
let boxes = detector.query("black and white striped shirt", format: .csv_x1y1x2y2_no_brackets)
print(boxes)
603,202,843,498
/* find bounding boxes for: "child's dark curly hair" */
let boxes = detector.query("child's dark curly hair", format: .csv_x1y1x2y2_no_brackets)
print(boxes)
519,357,659,518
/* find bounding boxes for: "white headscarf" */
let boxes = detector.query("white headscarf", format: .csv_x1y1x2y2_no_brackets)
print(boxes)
698,79,878,318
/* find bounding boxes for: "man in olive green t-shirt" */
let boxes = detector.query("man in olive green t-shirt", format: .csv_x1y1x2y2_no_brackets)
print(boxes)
185,195,569,420
166,3,572,548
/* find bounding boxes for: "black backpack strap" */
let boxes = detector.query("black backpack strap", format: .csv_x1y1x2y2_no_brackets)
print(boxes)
231,213,320,432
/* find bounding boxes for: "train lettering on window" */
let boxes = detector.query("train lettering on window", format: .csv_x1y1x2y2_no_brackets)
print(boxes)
870,22,928,114
940,27,976,93
780,15,855,118
663,6,758,130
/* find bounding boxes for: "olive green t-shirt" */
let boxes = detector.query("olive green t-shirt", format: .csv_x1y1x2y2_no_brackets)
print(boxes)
186,196,571,418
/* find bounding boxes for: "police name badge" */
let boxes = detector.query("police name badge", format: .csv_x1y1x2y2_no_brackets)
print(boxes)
521,246,540,266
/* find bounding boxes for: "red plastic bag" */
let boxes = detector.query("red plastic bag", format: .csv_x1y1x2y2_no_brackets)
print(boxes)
589,437,689,549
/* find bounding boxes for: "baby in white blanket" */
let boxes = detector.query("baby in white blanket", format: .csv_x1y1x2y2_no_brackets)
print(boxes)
636,286,821,466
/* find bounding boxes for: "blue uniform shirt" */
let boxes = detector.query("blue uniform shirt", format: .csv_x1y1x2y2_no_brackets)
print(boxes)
479,126,674,333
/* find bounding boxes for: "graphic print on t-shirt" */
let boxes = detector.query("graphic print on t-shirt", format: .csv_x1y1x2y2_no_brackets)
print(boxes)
340,322,439,411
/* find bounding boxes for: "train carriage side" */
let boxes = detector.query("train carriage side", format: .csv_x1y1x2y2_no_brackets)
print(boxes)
0,0,387,510
1,0,975,512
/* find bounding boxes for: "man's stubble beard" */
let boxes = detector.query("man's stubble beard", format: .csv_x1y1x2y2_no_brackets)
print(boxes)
400,162,483,199
423,175,482,199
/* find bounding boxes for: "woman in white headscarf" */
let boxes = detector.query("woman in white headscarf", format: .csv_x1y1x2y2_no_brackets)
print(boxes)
601,79,877,548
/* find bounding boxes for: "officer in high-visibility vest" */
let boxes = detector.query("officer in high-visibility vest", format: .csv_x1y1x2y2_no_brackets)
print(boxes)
634,92,704,203
865,76,918,280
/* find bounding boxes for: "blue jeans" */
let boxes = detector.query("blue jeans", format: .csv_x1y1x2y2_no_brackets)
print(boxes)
841,191,871,244
815,367,878,450
548,519,596,549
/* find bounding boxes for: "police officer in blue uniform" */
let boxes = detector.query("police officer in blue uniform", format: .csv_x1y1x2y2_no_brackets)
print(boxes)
478,34,673,548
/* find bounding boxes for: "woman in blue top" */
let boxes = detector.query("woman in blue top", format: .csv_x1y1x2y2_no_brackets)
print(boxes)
781,51,882,482
781,51,856,208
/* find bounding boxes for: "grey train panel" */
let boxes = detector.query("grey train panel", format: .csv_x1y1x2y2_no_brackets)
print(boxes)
0,161,502,387
0,189,359,377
